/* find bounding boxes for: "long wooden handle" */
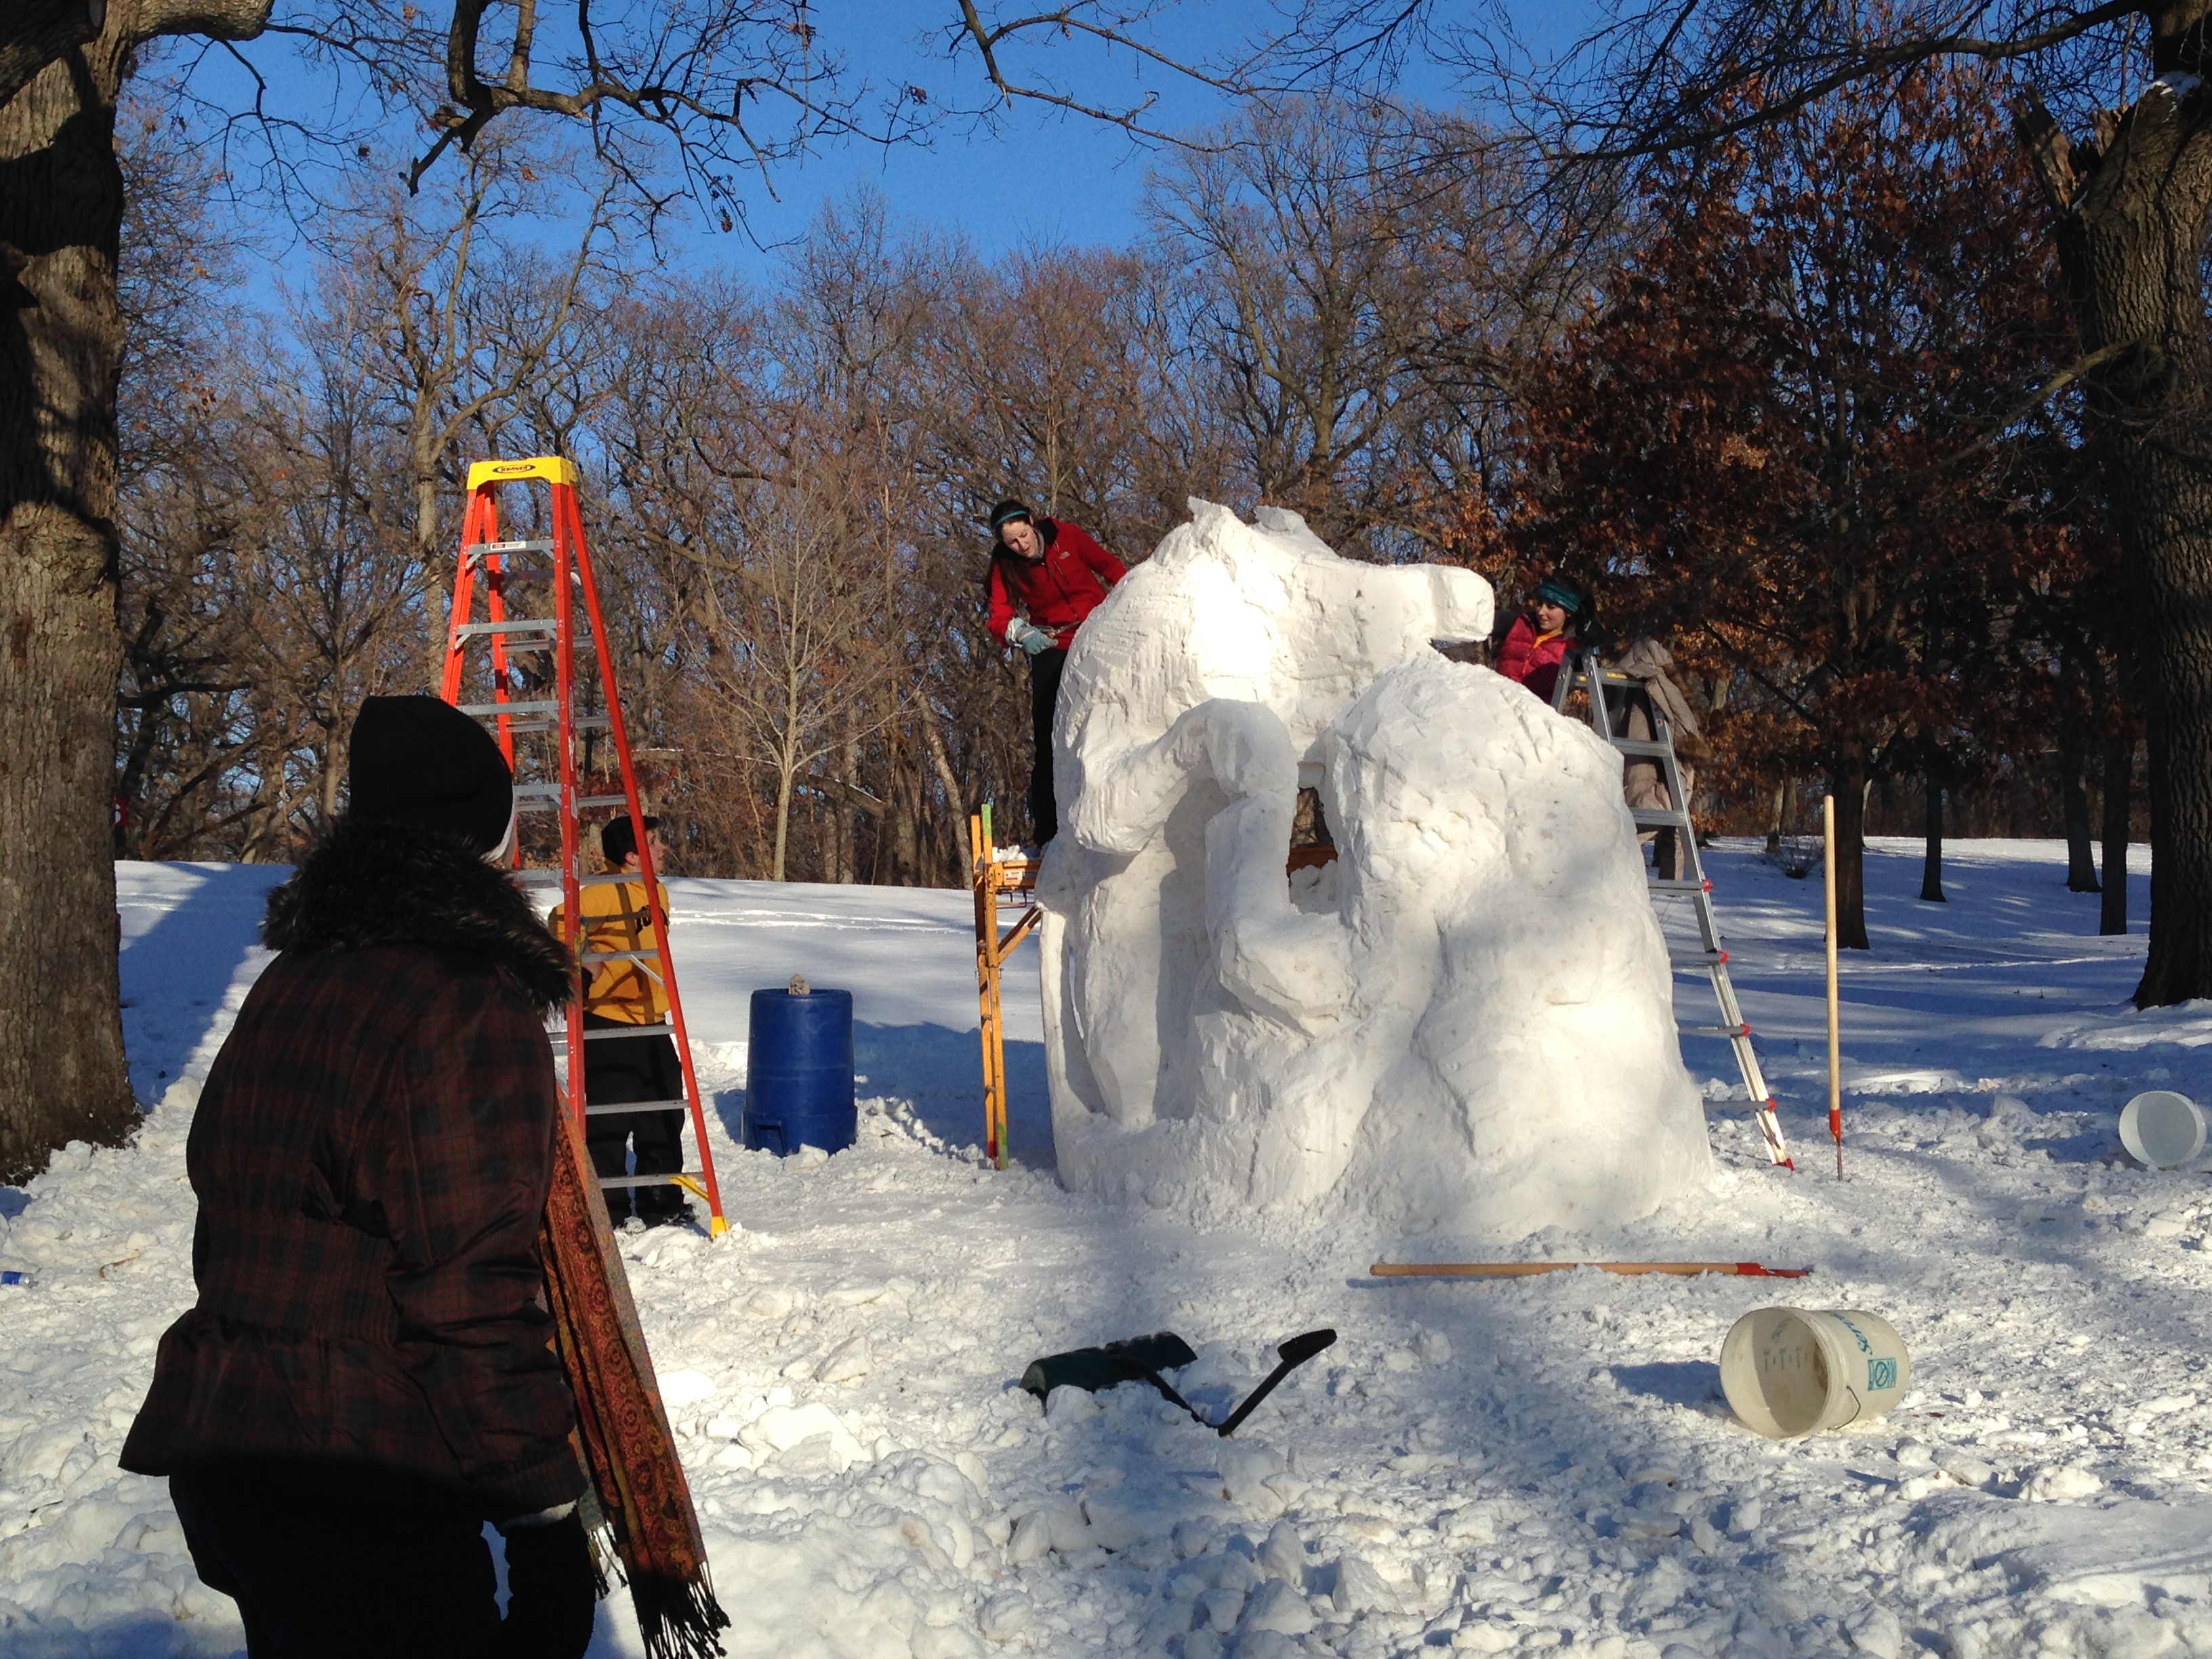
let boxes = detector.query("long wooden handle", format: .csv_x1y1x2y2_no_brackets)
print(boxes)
1370,1261,1811,1278
1826,793,1843,1178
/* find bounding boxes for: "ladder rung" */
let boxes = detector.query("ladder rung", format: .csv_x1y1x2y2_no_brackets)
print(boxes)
513,783,560,798
583,949,663,964
1612,739,1671,757
583,1099,689,1116
452,619,558,638
1680,1023,1750,1038
1673,948,1728,965
579,794,629,809
1631,809,1689,830
550,1023,676,1040
1646,878,1709,894
467,713,607,733
598,1172,707,1189
459,699,560,717
464,539,555,557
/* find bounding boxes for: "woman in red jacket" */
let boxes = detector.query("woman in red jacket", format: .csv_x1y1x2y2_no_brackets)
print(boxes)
1496,575,1588,704
985,497,1126,843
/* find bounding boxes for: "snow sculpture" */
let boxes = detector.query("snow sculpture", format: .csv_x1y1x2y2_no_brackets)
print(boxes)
1036,500,1711,1239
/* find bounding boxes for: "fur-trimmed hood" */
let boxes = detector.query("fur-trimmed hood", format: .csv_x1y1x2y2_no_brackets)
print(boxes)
263,814,573,1013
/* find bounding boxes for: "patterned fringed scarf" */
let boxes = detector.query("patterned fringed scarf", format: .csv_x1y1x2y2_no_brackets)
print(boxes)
539,1114,731,1659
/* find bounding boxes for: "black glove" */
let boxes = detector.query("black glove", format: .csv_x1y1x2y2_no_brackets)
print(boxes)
497,1509,597,1658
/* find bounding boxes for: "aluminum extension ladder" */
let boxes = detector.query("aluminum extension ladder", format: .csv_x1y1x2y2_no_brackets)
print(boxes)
439,455,730,1233
1555,652,1794,1167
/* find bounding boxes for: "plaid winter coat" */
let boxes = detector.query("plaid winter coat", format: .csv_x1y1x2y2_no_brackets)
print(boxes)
121,816,585,1517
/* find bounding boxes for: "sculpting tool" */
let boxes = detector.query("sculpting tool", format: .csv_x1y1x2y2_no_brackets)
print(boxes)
1024,1329,1338,1435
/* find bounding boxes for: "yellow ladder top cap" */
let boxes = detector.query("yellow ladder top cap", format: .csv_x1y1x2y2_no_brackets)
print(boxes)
467,455,579,490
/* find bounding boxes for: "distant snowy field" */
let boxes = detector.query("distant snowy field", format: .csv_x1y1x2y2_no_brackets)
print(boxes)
7,838,2212,1659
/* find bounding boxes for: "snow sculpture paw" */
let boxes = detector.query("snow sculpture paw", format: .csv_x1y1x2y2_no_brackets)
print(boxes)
1036,501,1711,1238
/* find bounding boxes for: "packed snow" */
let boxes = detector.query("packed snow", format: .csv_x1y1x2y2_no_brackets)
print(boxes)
7,835,2212,1659
1040,504,1706,1236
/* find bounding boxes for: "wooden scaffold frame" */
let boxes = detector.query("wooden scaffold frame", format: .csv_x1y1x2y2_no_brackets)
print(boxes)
970,804,1040,1170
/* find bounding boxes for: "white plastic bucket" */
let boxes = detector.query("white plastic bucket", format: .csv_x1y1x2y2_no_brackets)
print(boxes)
1719,1307,1910,1439
2119,1091,2206,1170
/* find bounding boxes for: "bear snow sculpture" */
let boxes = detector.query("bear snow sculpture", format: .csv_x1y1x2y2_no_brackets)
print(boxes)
1034,500,1712,1240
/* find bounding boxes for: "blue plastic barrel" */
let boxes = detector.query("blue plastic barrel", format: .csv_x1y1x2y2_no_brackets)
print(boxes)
745,987,856,1156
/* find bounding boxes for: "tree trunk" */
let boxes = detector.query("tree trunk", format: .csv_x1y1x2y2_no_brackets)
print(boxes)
1763,777,1784,855
889,747,920,885
1830,743,1870,949
1,3,108,110
1919,769,1946,903
772,755,794,883
2059,734,2100,892
2102,735,2133,936
0,37,139,1179
414,424,448,691
2020,64,2212,1005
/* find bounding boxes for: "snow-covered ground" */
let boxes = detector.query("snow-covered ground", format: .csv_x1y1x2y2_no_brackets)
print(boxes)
7,837,2212,1659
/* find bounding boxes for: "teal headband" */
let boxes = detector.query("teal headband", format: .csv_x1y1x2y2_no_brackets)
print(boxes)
1536,579,1581,611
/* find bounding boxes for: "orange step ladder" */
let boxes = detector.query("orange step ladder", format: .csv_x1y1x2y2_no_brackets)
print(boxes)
440,455,729,1234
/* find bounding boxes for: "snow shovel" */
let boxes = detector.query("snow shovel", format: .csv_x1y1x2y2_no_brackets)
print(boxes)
1023,1328,1337,1437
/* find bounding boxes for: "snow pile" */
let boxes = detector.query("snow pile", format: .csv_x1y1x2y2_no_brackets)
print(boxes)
16,843,2212,1659
1040,501,1711,1237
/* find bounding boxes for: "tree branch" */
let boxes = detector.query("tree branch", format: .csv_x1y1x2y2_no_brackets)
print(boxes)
1,0,105,106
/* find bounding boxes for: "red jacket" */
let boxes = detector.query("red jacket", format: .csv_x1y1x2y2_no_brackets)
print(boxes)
987,520,1126,651
1497,613,1575,703
122,817,584,1517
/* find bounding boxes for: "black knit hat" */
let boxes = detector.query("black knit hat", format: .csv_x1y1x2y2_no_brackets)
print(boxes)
347,695,513,854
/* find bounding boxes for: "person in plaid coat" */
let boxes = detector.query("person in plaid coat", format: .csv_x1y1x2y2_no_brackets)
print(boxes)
122,697,595,1659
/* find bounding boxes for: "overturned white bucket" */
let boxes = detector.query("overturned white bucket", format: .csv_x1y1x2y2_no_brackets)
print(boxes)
2120,1091,2206,1170
1720,1307,1910,1439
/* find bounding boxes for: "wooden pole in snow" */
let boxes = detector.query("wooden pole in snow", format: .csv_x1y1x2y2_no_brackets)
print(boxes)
1825,793,1843,1179
1369,1261,1812,1279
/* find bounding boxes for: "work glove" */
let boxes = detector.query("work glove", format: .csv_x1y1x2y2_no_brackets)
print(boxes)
1007,619,1055,655
494,1507,597,1658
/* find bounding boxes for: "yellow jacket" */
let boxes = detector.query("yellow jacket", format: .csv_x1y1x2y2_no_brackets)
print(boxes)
548,878,669,1025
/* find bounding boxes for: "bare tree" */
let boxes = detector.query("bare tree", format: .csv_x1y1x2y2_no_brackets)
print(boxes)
1263,1,2209,1000
0,0,1236,1179
704,453,912,880
1145,95,1555,556
332,137,619,680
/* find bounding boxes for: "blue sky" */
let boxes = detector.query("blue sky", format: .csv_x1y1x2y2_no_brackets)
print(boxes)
199,1,1600,296
693,1,1601,277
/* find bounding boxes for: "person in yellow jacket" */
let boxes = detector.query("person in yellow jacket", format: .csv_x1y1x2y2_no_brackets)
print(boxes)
549,816,689,1227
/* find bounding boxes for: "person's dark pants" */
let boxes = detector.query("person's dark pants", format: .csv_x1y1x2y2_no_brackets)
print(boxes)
1028,646,1069,844
170,1463,595,1658
582,1012,688,1222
